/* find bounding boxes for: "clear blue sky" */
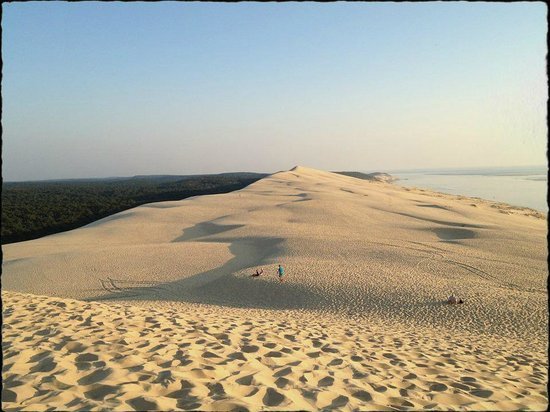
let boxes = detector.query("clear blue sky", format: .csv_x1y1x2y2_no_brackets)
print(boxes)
2,2,547,181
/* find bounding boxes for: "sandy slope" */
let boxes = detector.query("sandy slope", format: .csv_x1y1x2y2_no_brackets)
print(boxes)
2,166,548,410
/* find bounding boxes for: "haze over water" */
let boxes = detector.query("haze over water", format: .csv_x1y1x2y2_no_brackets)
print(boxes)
389,166,547,212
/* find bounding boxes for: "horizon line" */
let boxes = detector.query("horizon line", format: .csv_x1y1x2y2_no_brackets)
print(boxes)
3,164,547,184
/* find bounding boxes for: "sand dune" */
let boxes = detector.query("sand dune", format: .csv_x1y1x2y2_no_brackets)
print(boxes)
2,166,548,410
3,291,548,411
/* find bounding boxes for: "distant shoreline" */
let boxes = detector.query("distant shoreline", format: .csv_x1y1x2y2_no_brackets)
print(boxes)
389,167,547,213
384,165,547,176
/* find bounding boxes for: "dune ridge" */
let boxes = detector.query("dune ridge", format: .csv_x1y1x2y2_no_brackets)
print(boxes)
2,166,548,410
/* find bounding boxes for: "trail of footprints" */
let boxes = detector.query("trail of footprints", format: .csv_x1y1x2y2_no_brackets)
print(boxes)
2,292,548,411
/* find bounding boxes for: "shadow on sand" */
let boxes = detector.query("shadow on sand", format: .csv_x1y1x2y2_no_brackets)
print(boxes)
86,220,328,311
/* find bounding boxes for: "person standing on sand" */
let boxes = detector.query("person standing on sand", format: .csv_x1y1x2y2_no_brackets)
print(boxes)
277,264,285,282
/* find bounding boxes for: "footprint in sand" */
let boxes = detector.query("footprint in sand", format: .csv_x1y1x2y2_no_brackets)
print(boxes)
329,395,349,408
352,390,372,402
138,373,154,382
265,351,283,358
371,384,387,393
275,377,290,389
127,396,158,411
321,345,339,353
78,368,113,385
263,388,286,407
391,400,415,409
241,345,259,353
35,327,60,337
84,384,118,401
75,353,99,362
244,387,260,398
451,382,471,391
179,359,194,367
353,370,367,379
176,399,202,411
30,357,57,373
470,389,494,398
148,343,167,353
3,351,19,361
166,380,195,398
273,367,292,377
52,340,68,351
167,388,191,399
228,352,247,361
29,351,52,363
152,370,175,387
3,375,24,389
236,374,254,386
2,388,17,403
318,376,334,387
202,351,221,359
207,382,226,399
460,376,477,382
430,383,448,392
76,361,93,371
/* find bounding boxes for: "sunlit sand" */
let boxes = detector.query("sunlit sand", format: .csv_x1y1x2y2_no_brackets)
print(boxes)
2,166,547,410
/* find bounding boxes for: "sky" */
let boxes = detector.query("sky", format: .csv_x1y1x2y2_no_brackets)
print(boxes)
2,2,548,181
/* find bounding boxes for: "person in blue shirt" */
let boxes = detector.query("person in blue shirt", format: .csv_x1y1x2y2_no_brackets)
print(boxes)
277,264,285,282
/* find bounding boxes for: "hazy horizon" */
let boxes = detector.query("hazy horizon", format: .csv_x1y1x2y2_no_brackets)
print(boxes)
2,2,547,181
3,164,546,184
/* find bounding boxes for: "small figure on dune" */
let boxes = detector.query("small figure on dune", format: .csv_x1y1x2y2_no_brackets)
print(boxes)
447,294,464,304
277,264,285,282
251,268,263,278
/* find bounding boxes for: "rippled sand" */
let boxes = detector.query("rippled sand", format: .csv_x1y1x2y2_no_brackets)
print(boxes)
2,166,548,410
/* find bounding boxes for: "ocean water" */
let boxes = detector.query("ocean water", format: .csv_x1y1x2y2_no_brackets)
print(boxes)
386,166,548,213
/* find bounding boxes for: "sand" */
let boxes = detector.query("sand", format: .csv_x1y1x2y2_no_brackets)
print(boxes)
2,166,548,410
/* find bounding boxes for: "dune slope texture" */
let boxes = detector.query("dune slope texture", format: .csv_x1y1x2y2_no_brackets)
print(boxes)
2,166,548,410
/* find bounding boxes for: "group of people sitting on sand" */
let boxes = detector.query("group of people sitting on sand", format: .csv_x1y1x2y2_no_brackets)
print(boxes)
447,294,464,304
250,265,285,282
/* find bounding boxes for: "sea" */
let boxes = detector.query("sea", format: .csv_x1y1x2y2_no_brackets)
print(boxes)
382,166,548,213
